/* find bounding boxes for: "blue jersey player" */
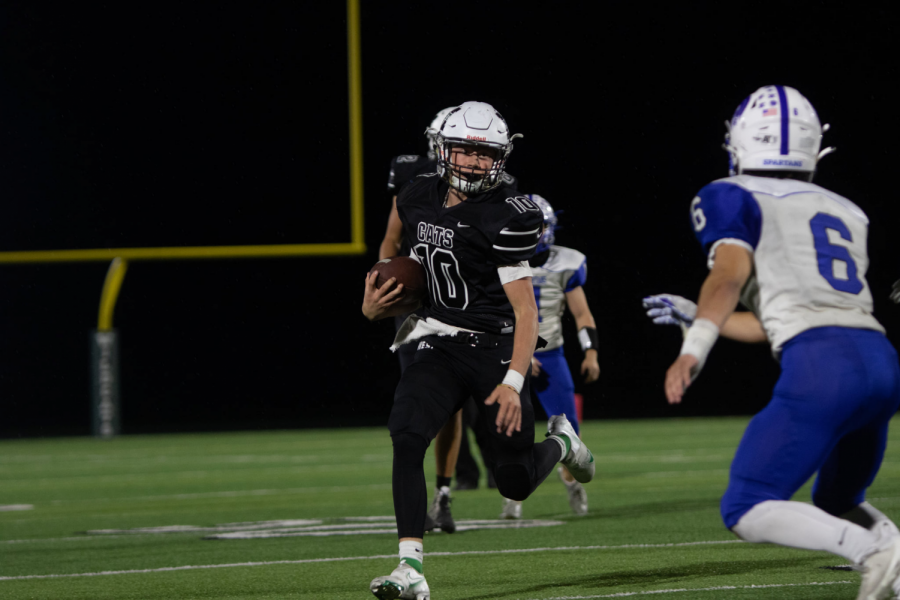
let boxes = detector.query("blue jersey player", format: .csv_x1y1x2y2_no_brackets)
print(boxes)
648,85,900,600
501,195,600,520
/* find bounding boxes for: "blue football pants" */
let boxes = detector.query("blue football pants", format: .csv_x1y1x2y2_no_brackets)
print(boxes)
721,327,900,529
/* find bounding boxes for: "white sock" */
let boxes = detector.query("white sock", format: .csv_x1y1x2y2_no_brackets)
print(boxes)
841,502,900,538
399,540,423,572
438,485,450,497
733,500,882,564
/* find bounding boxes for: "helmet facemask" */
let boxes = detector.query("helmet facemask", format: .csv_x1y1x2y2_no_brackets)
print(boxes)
435,135,515,194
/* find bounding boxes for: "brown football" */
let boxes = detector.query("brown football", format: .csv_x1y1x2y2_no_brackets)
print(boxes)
369,256,428,304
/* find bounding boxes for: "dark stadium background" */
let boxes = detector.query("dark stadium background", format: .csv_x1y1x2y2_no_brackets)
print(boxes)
0,3,897,436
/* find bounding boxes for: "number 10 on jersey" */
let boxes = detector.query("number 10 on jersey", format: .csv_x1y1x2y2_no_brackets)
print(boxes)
414,244,470,309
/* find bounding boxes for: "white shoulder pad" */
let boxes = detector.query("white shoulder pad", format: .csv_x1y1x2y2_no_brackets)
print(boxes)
543,245,586,272
726,175,868,224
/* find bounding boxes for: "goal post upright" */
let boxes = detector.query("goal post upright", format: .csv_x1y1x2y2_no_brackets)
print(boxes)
347,0,365,250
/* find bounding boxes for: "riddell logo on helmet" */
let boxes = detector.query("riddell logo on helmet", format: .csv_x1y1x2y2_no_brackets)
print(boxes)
466,135,487,141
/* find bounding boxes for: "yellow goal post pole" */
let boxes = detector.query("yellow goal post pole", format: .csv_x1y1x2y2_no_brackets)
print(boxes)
347,0,364,248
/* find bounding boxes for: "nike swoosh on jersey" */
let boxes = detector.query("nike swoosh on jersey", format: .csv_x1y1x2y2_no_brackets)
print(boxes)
501,359,512,364
458,222,471,228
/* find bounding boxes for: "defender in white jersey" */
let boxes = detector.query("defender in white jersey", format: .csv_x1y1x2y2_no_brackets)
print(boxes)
501,195,600,519
651,85,900,600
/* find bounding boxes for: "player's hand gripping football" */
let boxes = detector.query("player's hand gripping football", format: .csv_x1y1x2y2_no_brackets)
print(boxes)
361,271,405,321
664,354,699,404
484,382,522,437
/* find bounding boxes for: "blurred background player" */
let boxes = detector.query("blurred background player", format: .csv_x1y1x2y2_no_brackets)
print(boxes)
363,101,593,600
379,107,463,534
378,108,521,534
649,85,900,600
500,194,600,520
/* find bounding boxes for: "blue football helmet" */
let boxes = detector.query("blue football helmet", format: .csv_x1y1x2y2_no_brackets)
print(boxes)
528,194,557,254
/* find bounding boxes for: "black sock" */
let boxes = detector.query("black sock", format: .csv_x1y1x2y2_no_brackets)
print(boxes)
436,475,452,490
533,438,564,487
392,433,429,539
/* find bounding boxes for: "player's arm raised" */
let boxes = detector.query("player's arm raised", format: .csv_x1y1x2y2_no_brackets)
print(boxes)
565,286,600,383
485,275,539,436
378,197,404,260
665,243,753,403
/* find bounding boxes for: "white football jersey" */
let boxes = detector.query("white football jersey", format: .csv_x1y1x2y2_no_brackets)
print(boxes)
532,245,587,351
692,174,884,353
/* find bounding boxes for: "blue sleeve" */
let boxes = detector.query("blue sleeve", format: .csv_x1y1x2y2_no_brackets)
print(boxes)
564,260,587,292
691,182,762,253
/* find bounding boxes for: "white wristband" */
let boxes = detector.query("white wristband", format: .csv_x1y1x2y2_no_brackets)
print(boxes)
501,370,525,394
679,318,720,368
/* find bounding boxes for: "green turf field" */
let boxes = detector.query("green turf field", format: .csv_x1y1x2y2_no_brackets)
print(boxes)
3,417,900,599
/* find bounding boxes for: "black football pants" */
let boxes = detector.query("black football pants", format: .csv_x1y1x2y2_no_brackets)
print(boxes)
388,333,563,539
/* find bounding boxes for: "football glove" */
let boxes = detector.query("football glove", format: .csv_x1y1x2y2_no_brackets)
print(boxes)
642,294,697,329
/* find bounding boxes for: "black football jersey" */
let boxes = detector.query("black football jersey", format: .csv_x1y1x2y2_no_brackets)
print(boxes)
388,154,520,259
396,174,542,334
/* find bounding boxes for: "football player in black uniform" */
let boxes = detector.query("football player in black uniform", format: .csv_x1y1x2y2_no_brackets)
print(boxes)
363,101,595,600
378,109,519,535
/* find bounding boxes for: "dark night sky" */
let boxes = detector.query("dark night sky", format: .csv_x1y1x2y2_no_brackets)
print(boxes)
1,3,898,436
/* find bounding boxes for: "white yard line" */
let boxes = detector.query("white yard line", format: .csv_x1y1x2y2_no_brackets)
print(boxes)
46,483,392,505
2,535,138,545
533,580,853,599
0,540,742,581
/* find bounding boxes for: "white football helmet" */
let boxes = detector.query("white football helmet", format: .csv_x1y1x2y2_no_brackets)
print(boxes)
724,85,835,176
433,101,522,194
425,107,455,160
528,194,558,253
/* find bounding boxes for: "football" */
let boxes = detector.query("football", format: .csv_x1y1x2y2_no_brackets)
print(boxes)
369,256,427,305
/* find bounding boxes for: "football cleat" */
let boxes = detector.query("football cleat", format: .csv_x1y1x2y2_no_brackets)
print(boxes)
500,498,522,520
427,489,456,534
370,561,430,600
857,537,900,600
547,414,594,484
560,467,589,516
